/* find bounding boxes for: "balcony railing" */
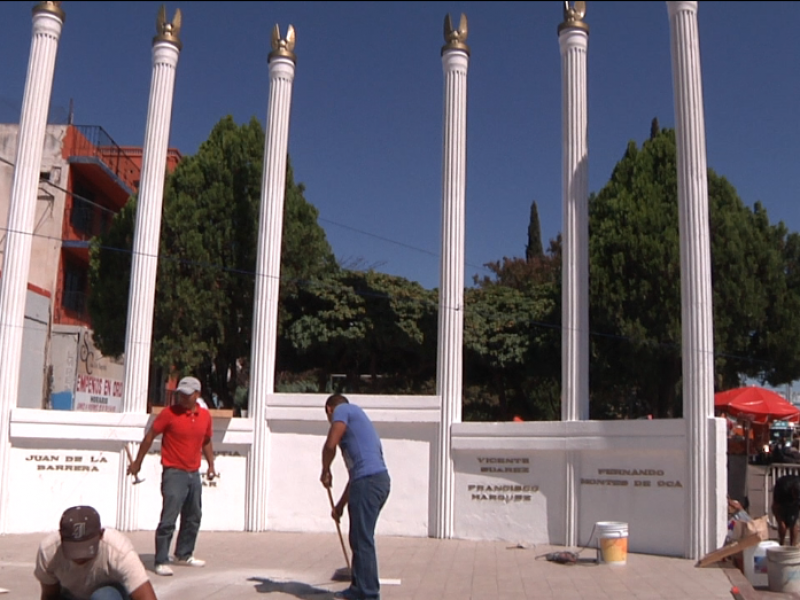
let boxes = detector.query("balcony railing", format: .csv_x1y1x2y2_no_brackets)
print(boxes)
68,125,140,192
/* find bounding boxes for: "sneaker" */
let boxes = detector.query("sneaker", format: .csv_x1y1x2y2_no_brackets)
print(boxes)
332,589,358,600
174,555,206,567
154,564,173,576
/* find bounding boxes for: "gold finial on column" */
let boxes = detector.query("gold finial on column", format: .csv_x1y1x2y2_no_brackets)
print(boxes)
154,5,182,50
442,13,469,56
558,1,589,34
33,1,65,22
269,24,296,63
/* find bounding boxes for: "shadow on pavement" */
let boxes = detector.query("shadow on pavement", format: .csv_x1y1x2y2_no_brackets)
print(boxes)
249,577,334,597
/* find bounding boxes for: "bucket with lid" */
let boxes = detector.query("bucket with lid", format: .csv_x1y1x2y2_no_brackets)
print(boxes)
595,521,628,565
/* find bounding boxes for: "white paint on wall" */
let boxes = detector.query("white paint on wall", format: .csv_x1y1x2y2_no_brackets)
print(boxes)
6,446,120,534
135,445,249,532
2,406,725,560
578,449,686,555
266,419,435,537
455,449,566,545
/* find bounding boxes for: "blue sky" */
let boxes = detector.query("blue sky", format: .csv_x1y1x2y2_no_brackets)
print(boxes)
0,1,797,291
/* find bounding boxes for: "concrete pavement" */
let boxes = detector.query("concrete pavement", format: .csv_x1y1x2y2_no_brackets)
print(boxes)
0,530,756,599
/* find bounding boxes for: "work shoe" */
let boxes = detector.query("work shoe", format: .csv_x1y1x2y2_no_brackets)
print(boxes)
175,555,206,567
154,564,173,576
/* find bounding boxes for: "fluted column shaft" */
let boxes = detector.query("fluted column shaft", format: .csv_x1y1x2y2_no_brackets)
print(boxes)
559,26,589,548
245,56,296,532
0,5,64,534
117,40,180,531
433,48,468,539
667,0,715,560
559,28,589,423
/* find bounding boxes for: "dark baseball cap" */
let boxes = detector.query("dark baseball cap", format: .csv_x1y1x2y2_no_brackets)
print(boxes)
59,506,102,561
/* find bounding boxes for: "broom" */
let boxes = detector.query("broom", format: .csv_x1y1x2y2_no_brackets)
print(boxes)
327,486,352,581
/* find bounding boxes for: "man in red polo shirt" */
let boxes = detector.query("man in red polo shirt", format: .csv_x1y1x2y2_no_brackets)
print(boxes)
128,376,216,576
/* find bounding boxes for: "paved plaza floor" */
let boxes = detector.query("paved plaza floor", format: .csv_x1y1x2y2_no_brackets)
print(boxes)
0,530,782,599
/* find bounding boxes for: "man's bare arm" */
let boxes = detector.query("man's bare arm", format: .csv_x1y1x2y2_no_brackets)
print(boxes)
320,421,347,488
202,438,217,478
128,428,158,476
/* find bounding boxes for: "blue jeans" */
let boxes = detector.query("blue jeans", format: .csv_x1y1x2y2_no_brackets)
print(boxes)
61,584,130,599
90,584,129,600
347,470,390,600
155,467,202,565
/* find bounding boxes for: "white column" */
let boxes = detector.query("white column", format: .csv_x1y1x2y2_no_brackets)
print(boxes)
559,27,589,424
433,17,469,539
0,2,64,534
559,16,589,549
245,35,296,532
117,23,181,531
667,0,716,560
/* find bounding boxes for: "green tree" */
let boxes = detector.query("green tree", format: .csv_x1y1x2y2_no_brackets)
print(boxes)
89,116,336,405
526,201,544,261
468,235,562,421
589,126,800,418
86,200,137,357
285,269,437,393
464,284,559,420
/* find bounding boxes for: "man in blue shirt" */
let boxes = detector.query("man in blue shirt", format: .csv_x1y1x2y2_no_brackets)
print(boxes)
321,394,391,600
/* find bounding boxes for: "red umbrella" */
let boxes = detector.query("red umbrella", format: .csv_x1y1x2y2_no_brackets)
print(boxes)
714,386,800,424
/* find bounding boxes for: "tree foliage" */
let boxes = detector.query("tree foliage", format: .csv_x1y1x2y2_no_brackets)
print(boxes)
284,269,438,393
88,116,336,405
467,236,562,421
464,283,559,420
589,126,800,418
86,200,137,356
469,123,799,421
526,201,544,261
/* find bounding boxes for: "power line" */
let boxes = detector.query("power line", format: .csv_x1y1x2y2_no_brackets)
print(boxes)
0,156,787,374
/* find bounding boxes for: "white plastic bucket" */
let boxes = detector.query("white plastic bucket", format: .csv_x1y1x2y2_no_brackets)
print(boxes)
743,541,779,587
767,546,800,593
595,521,629,565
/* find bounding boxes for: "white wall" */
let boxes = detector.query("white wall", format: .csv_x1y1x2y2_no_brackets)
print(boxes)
455,448,566,544
4,402,727,559
264,394,439,537
135,417,252,532
451,418,724,556
6,408,147,534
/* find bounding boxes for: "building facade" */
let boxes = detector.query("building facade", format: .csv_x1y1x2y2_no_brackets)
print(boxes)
0,123,181,412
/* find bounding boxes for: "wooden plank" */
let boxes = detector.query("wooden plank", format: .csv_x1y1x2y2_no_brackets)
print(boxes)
696,533,761,568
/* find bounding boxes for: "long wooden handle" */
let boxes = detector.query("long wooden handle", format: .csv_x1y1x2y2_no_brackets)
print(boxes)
327,486,351,571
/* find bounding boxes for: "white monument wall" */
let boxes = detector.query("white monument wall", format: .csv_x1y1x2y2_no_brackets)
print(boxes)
135,416,252,532
7,446,120,534
6,408,147,533
265,394,438,537
452,418,726,556
5,403,726,559
455,448,566,544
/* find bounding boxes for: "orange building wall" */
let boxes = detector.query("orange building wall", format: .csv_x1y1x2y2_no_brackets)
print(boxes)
54,126,183,328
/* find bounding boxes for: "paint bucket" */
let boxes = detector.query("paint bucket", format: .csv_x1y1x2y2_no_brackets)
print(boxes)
595,521,628,565
767,546,800,593
743,541,778,587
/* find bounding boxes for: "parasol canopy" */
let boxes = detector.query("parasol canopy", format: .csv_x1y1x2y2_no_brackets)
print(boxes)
714,386,800,424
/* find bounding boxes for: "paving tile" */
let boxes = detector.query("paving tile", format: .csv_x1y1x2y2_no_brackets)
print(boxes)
0,532,737,599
